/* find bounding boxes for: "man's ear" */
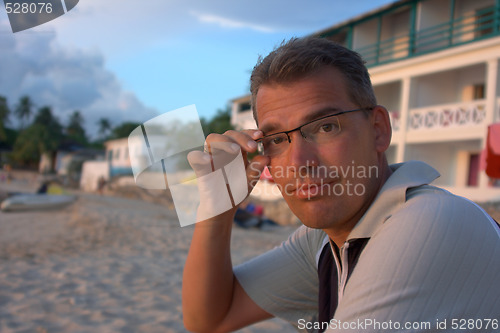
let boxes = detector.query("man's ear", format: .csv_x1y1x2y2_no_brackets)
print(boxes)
371,105,392,153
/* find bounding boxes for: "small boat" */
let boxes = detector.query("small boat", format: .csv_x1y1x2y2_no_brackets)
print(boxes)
0,193,76,212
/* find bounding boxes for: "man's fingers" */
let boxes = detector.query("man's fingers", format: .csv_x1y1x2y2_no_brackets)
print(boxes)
238,129,264,140
187,151,211,165
187,151,214,177
206,130,263,154
204,139,241,155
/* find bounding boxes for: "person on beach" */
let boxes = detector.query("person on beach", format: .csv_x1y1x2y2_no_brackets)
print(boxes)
182,37,500,332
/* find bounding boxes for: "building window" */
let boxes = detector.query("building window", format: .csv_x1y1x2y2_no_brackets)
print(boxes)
114,148,120,160
467,153,480,187
473,83,485,100
462,83,485,101
238,102,251,113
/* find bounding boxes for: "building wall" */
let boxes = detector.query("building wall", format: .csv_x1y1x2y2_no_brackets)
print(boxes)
386,145,397,165
374,81,401,111
105,138,131,169
416,0,451,52
353,19,378,50
455,0,494,16
407,64,485,109
456,64,486,101
497,61,500,96
38,153,53,174
234,111,257,130
405,140,482,186
418,0,450,30
381,8,410,40
411,70,460,108
80,160,109,192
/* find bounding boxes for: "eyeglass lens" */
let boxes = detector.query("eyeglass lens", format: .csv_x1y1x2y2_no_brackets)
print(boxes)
258,115,341,156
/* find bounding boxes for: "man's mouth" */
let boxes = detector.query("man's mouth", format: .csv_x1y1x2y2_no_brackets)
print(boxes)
292,180,337,199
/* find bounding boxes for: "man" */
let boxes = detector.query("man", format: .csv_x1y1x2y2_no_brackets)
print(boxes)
182,37,500,332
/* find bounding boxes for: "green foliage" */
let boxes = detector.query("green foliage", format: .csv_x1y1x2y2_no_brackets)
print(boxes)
1,128,17,148
86,140,105,150
0,96,10,141
4,94,238,168
201,105,234,136
14,95,33,129
97,118,112,140
10,107,63,166
66,110,88,145
11,124,50,165
110,122,141,139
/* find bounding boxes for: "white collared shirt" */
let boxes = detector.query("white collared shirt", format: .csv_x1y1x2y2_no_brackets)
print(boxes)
234,161,500,332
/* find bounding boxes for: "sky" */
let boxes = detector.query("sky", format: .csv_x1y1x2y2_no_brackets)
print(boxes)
0,0,396,138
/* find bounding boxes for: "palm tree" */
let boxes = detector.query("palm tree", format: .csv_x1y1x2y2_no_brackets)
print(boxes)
0,96,10,141
11,106,63,167
68,110,84,129
66,110,87,145
97,117,111,140
14,95,33,130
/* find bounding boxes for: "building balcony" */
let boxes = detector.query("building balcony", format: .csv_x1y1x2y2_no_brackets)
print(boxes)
320,0,500,68
406,99,489,142
363,5,499,67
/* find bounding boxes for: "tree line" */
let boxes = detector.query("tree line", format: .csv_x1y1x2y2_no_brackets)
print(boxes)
0,95,233,168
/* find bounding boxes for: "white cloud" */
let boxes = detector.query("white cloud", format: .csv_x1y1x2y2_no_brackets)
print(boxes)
187,0,396,34
0,18,158,139
190,11,275,33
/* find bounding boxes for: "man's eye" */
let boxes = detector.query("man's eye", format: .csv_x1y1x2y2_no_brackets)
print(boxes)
262,136,285,149
271,136,285,145
319,123,334,133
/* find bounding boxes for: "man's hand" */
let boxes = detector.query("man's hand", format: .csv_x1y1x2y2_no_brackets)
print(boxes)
183,129,273,333
186,129,269,223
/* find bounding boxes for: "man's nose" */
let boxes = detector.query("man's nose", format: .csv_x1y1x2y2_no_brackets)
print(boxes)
286,131,319,177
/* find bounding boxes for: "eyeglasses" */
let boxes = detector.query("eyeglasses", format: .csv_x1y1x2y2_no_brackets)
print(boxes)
256,108,372,157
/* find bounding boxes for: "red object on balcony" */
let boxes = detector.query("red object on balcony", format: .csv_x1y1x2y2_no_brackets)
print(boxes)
485,123,500,179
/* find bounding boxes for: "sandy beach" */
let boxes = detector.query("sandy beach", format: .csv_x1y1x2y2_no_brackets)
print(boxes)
0,175,299,333
2,172,499,333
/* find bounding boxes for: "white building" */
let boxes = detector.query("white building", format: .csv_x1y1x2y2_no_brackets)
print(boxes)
80,138,133,191
104,137,133,176
231,0,500,202
80,134,172,191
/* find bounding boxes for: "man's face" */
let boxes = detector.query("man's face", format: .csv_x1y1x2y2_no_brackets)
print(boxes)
255,66,387,232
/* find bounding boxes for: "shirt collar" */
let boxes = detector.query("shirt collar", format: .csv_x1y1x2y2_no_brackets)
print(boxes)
347,160,440,241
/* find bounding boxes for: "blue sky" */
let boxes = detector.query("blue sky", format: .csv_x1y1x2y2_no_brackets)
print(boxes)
0,0,395,138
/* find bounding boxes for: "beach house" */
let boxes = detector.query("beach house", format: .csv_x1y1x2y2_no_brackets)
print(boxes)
231,0,500,201
80,138,134,191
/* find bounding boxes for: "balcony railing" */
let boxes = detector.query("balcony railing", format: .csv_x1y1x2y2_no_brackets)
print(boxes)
408,100,486,132
355,6,500,67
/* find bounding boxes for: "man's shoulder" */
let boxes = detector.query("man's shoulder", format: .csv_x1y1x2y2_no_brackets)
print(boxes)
288,225,329,258
376,183,499,249
336,183,500,324
404,184,496,228
386,161,496,231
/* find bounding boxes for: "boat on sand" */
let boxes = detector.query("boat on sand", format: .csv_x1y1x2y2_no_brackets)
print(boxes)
0,193,76,212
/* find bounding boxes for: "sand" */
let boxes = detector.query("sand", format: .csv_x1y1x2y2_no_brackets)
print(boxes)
0,177,299,333
2,172,498,333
